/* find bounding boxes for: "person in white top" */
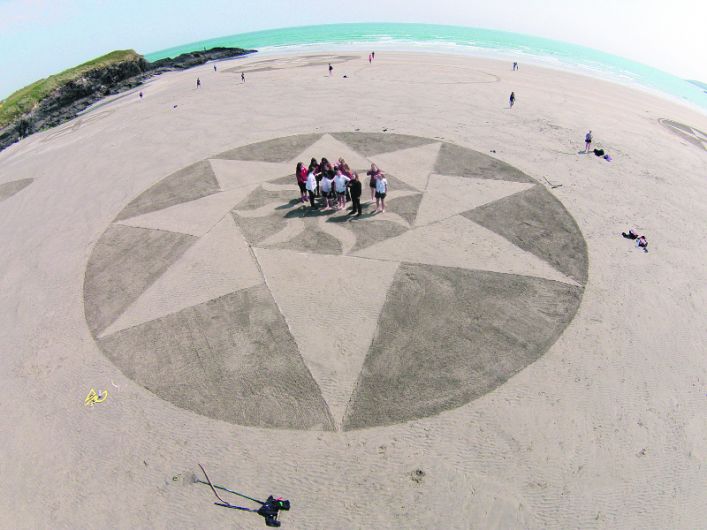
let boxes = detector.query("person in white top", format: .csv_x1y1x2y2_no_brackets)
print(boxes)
333,169,350,210
320,172,335,210
375,173,388,213
306,170,318,209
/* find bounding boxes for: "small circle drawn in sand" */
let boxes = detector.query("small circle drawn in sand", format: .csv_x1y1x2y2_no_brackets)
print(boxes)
84,133,588,431
659,118,707,151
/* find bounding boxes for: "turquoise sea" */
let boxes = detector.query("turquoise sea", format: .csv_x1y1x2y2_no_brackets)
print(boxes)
145,23,706,112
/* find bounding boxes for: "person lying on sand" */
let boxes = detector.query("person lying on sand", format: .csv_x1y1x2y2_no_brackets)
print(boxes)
636,235,648,252
622,229,648,252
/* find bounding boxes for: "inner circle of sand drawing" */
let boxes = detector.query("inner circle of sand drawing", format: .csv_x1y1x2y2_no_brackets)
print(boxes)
84,132,588,431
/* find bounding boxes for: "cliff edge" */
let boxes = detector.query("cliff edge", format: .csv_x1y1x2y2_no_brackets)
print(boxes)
0,47,255,152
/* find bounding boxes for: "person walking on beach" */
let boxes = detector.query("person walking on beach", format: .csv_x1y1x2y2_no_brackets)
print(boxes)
241,72,245,83
368,53,372,64
196,77,201,88
139,91,143,100
584,130,593,153
328,63,333,76
509,91,516,108
348,172,363,217
213,64,217,72
375,172,388,213
513,62,518,71
372,51,375,60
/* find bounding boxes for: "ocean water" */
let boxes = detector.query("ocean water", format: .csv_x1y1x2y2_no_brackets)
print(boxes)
145,23,706,112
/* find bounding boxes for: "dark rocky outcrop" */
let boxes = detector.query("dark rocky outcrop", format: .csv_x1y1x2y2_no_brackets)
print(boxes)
0,47,255,153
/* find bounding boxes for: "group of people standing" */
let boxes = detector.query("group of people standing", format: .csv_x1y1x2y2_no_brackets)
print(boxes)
294,159,389,217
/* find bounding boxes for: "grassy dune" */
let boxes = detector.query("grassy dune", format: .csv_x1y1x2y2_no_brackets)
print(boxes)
0,50,141,128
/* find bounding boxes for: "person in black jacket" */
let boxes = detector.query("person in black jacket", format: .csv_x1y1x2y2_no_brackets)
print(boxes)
348,172,363,217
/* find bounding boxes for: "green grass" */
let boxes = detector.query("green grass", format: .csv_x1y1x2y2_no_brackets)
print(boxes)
0,49,141,128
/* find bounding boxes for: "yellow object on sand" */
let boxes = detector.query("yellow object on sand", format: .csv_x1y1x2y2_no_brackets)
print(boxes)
84,388,108,406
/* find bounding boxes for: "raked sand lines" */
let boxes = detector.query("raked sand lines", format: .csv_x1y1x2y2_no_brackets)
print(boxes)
355,215,579,286
255,247,399,428
101,216,262,337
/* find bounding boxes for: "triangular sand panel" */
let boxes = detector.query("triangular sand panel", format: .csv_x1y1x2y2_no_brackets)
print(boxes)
345,219,408,253
316,216,356,255
267,219,343,255
100,216,262,336
255,248,399,428
384,174,417,192
116,161,220,221
98,285,334,430
331,132,436,156
369,142,442,191
288,134,371,170
343,264,582,429
117,186,257,237
384,193,423,226
434,143,534,183
415,175,533,227
354,215,578,285
209,159,293,191
463,184,588,284
84,225,196,336
213,134,322,162
258,217,306,247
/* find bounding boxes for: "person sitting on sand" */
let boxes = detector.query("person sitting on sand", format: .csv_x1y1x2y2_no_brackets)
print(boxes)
585,130,593,153
622,228,639,239
367,163,380,202
295,162,308,203
375,172,388,213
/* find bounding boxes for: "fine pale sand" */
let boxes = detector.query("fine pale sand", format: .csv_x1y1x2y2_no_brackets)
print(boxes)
0,51,705,529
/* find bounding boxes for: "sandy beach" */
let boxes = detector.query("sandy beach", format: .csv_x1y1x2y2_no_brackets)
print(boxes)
0,51,705,529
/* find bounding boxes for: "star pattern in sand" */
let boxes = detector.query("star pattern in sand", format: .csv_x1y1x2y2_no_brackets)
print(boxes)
87,133,587,430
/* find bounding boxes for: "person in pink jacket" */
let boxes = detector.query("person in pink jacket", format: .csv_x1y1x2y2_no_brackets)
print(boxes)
295,162,308,203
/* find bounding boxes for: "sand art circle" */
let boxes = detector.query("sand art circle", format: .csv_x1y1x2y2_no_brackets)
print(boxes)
84,133,588,431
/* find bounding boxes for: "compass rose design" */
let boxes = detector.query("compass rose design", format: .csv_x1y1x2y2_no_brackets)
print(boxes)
84,132,587,430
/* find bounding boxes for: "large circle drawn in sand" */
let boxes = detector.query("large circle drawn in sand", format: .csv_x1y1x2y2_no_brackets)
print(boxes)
84,133,588,431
